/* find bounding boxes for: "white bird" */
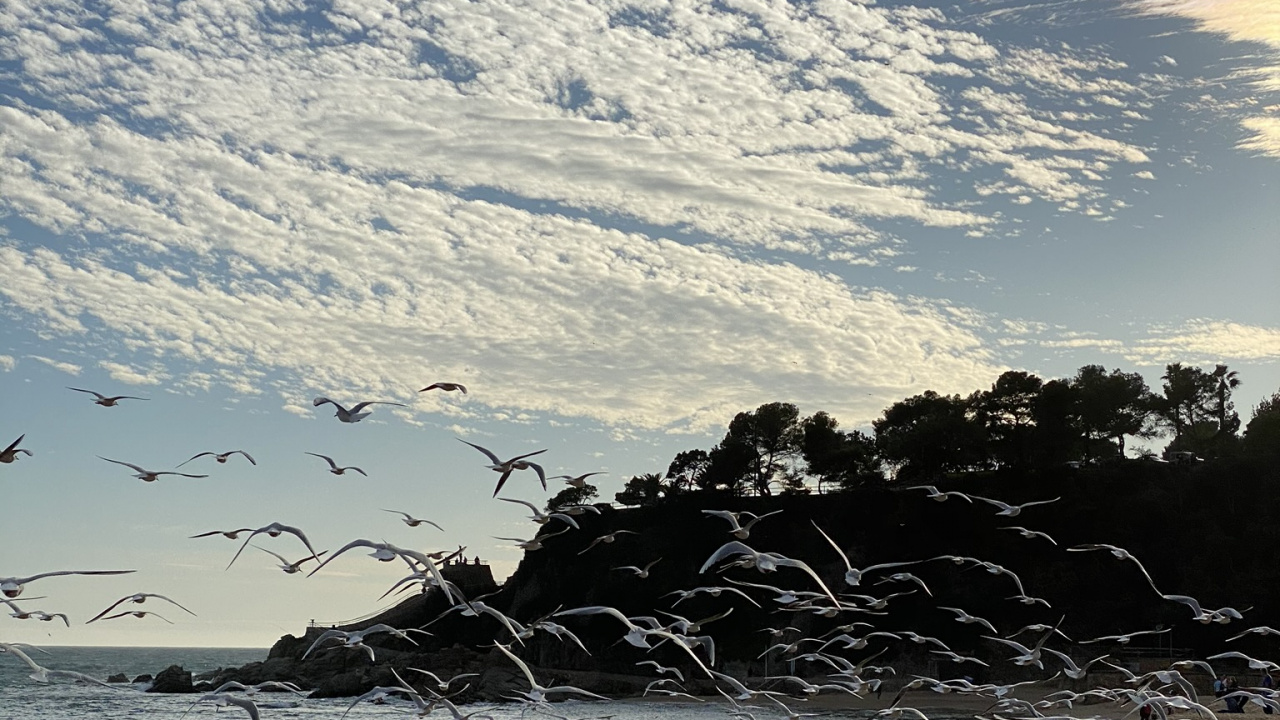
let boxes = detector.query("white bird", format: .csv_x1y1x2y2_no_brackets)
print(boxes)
1228,626,1280,642
189,528,254,540
844,590,917,610
613,558,662,578
1160,593,1248,623
185,692,261,720
702,509,784,539
67,387,148,406
457,438,547,496
1,569,135,599
876,572,932,596
177,450,256,468
700,540,840,607
553,605,659,649
496,527,569,552
307,539,455,603
492,642,607,703
972,495,1061,516
812,521,924,586
578,530,638,555
1,642,114,686
253,545,328,574
381,509,444,530
302,624,429,662
1067,543,1163,593
636,660,685,682
1042,649,1110,679
305,452,367,476
97,610,174,624
499,498,580,529
551,472,606,488
1001,526,1057,545
1079,627,1170,645
1,434,32,464
225,522,321,571
420,382,468,394
99,456,208,482
665,585,762,608
930,650,989,667
904,485,974,502
938,606,998,633
87,593,196,623
405,668,480,693
312,396,406,423
1207,651,1280,672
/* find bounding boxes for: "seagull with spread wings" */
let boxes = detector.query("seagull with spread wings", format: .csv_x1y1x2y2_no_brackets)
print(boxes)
458,439,547,496
177,450,256,468
87,593,196,623
99,457,208,482
2,570,135,600
67,387,148,406
312,396,406,423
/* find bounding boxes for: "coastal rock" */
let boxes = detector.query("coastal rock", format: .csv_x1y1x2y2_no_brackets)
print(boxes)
132,673,153,684
107,673,128,683
147,665,193,693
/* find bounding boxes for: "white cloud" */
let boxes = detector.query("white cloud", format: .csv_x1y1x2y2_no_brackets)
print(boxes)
27,354,81,375
99,360,166,386
1133,170,1156,179
0,355,14,371
1127,320,1280,362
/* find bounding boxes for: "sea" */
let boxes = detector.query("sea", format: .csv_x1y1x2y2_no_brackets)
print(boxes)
0,646,740,720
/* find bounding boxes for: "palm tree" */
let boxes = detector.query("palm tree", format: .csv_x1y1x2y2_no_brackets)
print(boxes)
1211,364,1242,437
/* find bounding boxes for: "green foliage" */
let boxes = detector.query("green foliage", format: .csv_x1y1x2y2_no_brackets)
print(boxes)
716,401,803,496
974,370,1043,471
613,473,667,507
1072,364,1155,458
800,411,882,491
546,483,598,511
1155,363,1243,458
873,390,987,481
1244,389,1280,456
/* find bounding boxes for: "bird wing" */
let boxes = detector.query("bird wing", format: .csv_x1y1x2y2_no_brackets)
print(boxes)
86,597,132,623
150,593,197,616
349,401,407,412
306,539,389,577
177,452,213,468
699,541,759,573
458,438,501,464
810,521,852,571
499,498,540,514
68,387,107,399
3,435,25,454
493,642,539,689
306,452,337,469
233,451,257,465
527,462,547,491
99,457,147,474
312,396,343,411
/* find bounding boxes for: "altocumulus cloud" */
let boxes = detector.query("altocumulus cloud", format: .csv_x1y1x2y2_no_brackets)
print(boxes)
0,0,1208,429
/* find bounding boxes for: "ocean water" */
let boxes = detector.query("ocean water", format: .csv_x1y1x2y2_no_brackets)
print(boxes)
0,646,726,720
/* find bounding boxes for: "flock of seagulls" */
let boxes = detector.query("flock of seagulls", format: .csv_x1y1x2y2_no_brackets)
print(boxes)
4,383,1278,720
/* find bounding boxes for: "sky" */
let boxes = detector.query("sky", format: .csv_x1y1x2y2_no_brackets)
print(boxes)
1,0,1278,648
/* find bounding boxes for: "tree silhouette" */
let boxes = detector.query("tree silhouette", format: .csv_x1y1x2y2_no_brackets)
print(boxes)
714,402,803,496
873,391,987,481
799,411,882,492
1072,365,1155,459
974,370,1043,471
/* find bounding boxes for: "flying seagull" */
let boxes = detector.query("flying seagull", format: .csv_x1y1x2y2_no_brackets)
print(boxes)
67,387,148,406
312,396,406,423
458,439,547,497
1,435,32,464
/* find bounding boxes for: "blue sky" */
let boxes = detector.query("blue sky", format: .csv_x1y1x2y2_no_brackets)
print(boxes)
1,0,1278,647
